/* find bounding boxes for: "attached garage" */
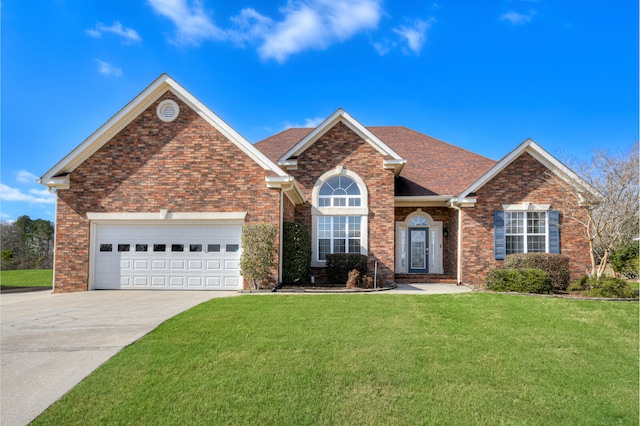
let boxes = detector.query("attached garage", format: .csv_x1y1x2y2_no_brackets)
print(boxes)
89,212,246,291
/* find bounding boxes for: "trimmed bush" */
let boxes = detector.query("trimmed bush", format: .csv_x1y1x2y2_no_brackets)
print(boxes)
610,243,640,280
240,224,278,289
485,268,554,294
282,222,311,285
326,254,368,284
568,276,636,298
505,253,570,291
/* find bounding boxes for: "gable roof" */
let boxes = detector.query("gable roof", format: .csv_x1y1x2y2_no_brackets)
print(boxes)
458,138,597,200
39,74,296,194
256,125,497,197
274,109,407,176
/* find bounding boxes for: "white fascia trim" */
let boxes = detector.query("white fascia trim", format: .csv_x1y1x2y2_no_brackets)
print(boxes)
447,197,477,208
40,74,288,185
277,109,406,166
86,211,247,225
395,195,452,207
459,139,597,199
383,158,407,176
265,176,306,204
37,176,70,190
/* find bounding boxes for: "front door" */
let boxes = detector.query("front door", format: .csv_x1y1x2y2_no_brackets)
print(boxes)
408,227,429,273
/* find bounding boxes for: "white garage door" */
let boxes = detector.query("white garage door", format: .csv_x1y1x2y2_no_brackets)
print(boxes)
94,224,241,290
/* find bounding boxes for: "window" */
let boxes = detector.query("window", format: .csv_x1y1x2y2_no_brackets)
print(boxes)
153,244,166,252
190,244,202,252
505,211,546,255
117,244,130,252
99,244,112,252
208,244,220,252
495,209,560,260
312,170,368,265
317,216,361,261
136,244,148,252
318,176,361,207
171,244,184,252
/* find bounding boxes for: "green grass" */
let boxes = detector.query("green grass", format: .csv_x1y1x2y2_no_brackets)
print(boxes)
34,294,638,425
0,269,52,287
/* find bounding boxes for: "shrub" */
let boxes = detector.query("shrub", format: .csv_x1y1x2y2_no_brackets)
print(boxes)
240,224,278,289
485,268,554,294
568,276,636,298
326,254,368,284
282,222,311,285
610,243,640,279
505,253,570,291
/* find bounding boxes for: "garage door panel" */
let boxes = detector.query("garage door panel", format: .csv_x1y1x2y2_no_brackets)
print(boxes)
94,223,242,290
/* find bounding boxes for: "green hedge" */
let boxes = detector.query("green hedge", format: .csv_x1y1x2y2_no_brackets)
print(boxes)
485,268,554,294
505,253,570,291
326,254,368,284
568,276,636,298
282,222,311,285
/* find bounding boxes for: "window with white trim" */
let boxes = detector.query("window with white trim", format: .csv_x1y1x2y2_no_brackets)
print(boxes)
505,211,547,255
312,171,367,265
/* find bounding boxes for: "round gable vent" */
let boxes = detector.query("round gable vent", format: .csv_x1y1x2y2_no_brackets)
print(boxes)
157,100,180,122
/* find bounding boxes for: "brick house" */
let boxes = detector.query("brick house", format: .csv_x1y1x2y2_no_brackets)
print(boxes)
40,74,592,292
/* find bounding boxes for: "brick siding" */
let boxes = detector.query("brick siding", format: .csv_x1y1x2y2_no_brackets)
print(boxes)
289,121,396,285
461,152,591,285
53,91,282,292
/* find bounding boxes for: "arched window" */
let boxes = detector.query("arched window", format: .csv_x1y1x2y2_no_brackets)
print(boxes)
409,216,428,226
311,169,368,265
318,176,361,207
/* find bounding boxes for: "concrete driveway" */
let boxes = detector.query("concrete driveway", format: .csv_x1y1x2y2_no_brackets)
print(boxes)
1,290,237,426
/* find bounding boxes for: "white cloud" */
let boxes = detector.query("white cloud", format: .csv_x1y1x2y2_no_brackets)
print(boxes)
0,184,56,205
148,0,225,45
15,170,38,184
257,0,382,62
96,60,123,77
393,18,435,55
500,10,536,25
283,116,325,129
87,21,142,44
147,0,382,62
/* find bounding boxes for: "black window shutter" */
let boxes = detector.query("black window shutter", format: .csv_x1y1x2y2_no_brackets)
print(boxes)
548,210,560,254
494,210,505,260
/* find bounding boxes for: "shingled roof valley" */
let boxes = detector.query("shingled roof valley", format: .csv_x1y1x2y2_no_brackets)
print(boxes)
254,126,497,197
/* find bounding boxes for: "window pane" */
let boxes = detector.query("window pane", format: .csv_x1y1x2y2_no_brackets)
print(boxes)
506,236,524,255
318,197,330,207
171,244,184,252
153,244,166,252
527,212,546,234
333,217,346,237
348,239,361,254
136,244,148,252
505,212,524,234
409,216,428,226
318,239,330,261
318,217,331,238
333,197,346,207
334,239,346,253
318,175,361,208
190,244,202,252
348,198,361,206
527,236,546,252
226,244,239,252
208,244,220,252
117,244,130,252
348,216,361,237
99,244,112,252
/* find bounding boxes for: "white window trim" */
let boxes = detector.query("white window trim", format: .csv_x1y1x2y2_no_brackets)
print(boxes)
504,210,549,255
311,168,368,267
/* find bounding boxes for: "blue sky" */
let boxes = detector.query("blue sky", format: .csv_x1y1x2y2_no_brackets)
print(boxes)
1,0,638,223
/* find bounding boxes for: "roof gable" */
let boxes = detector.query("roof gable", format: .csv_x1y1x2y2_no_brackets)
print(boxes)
40,74,290,186
276,109,406,175
458,138,596,199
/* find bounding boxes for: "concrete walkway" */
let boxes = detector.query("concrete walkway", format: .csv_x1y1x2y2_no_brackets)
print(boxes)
0,290,236,426
387,283,473,294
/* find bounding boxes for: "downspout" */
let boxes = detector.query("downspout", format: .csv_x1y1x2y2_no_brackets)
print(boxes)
51,188,58,294
451,201,463,285
278,189,284,285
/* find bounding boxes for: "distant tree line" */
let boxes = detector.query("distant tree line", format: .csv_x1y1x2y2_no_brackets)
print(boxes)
1,215,54,270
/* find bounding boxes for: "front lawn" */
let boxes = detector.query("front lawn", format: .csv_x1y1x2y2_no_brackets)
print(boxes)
34,294,638,425
0,269,52,287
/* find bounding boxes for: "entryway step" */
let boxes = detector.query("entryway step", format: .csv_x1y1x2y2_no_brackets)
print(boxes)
394,274,458,284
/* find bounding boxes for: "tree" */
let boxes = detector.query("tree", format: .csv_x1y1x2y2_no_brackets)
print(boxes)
561,143,639,278
240,224,278,289
0,216,55,270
